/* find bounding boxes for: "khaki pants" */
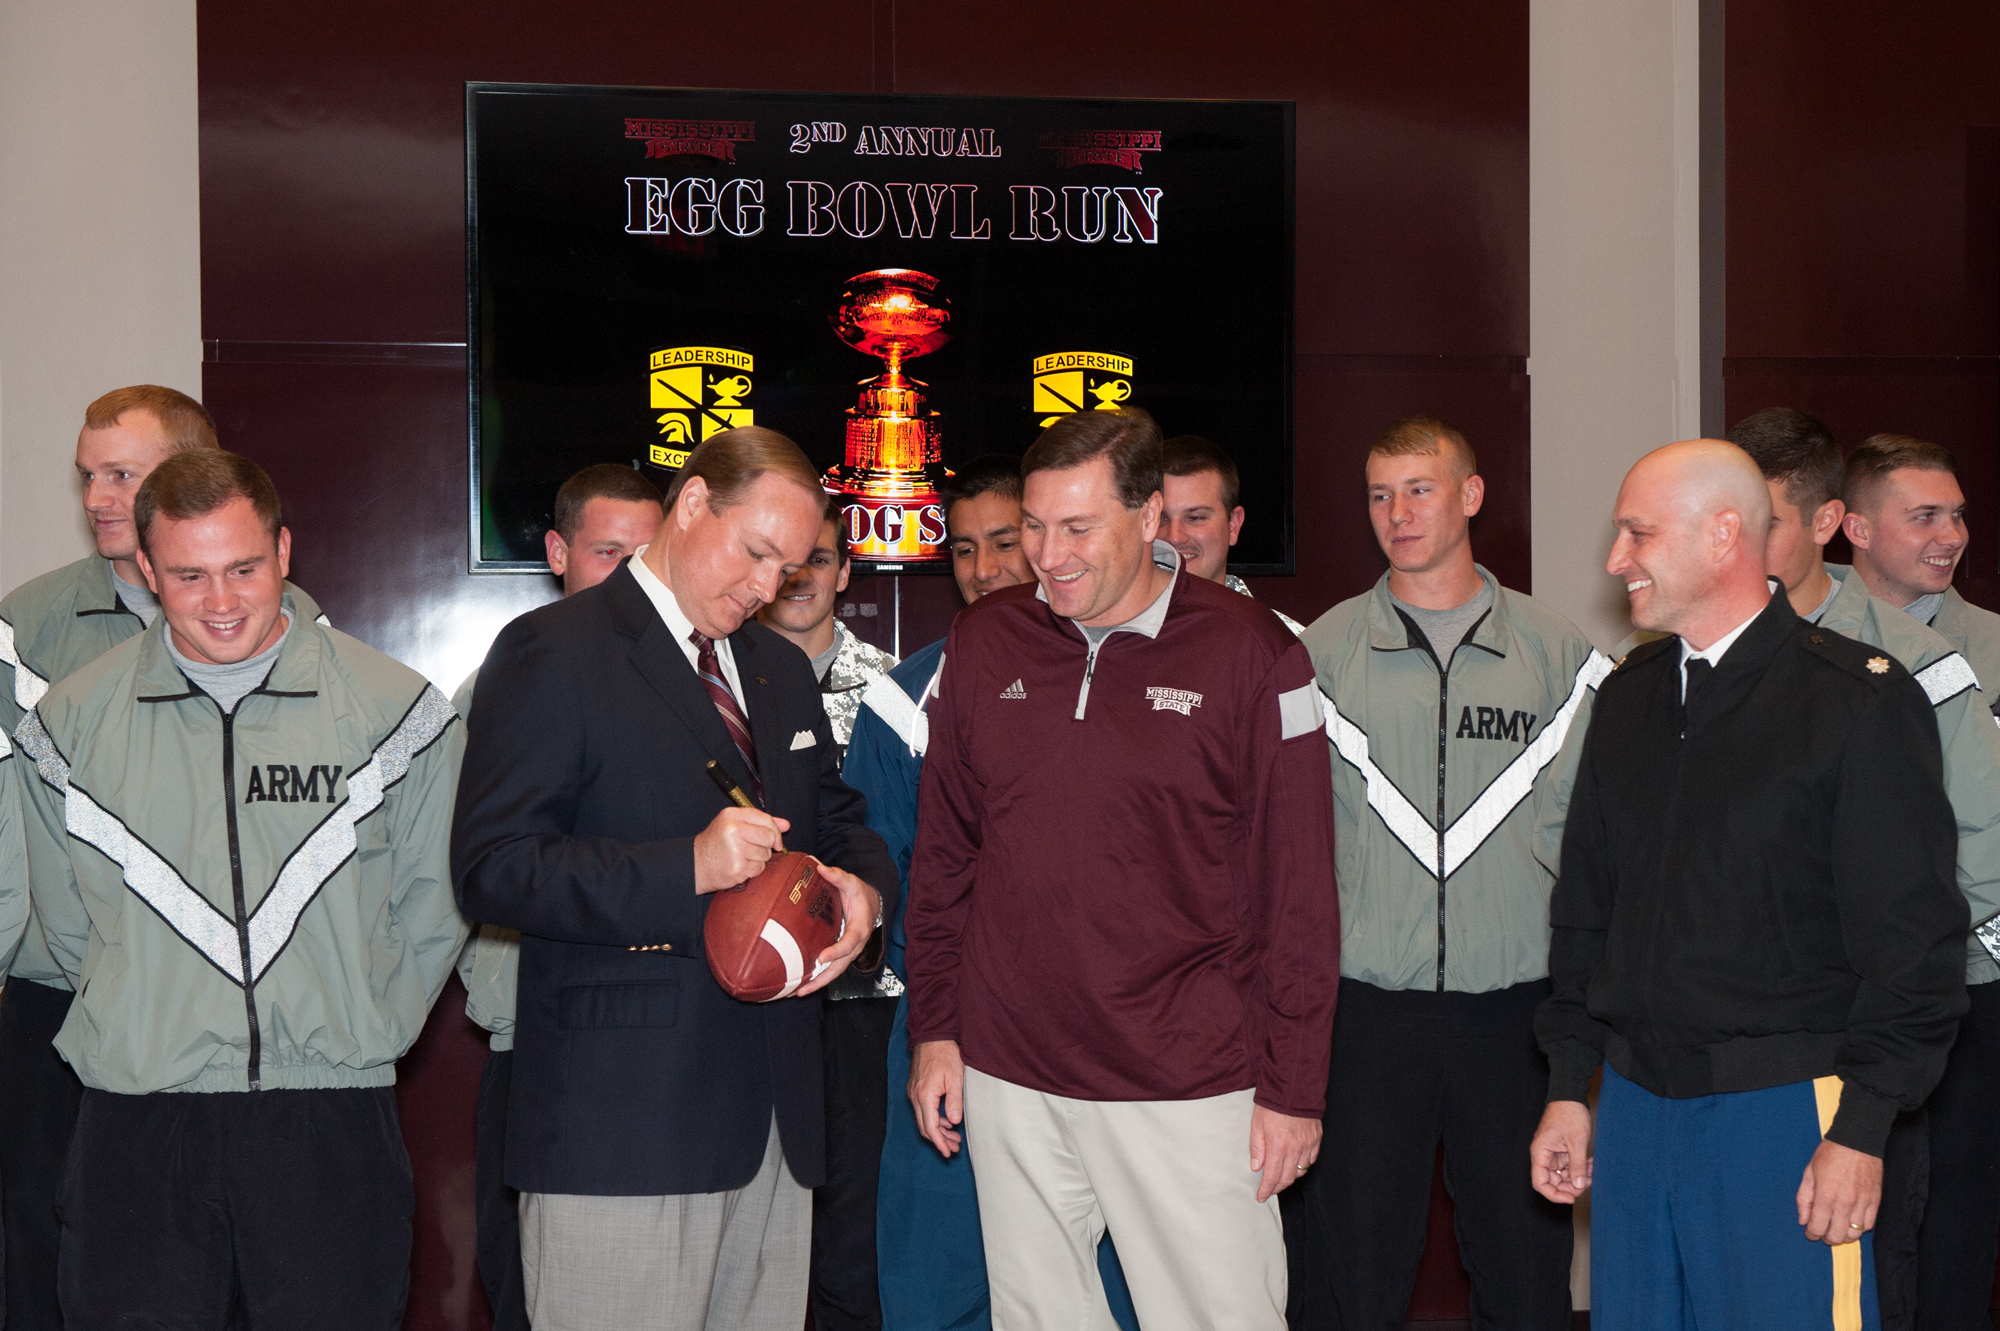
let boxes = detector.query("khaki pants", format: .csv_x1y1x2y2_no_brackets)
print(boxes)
518,1116,809,1331
963,1066,1286,1331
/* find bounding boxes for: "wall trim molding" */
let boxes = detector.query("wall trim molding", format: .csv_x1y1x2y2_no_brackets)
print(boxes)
203,340,466,366
1723,355,2000,377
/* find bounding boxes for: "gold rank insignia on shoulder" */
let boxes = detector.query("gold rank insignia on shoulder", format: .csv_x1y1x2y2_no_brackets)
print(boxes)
1867,656,1890,674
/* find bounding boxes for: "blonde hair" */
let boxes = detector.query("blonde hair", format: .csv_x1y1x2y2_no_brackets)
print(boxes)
1369,414,1477,482
83,385,218,455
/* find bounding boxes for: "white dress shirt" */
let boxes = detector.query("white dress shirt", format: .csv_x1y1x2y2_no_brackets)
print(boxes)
628,547,746,707
1679,591,1770,700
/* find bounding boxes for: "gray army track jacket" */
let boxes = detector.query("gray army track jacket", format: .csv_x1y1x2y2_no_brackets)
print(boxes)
16,599,464,1094
1303,567,1609,994
0,553,326,987
1924,585,2000,967
1817,567,2000,983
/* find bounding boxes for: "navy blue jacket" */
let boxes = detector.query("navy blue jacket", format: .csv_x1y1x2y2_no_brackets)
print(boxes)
841,635,946,980
451,563,896,1195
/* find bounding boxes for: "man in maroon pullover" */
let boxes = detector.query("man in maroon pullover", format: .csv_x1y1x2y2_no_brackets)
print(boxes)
904,408,1339,1330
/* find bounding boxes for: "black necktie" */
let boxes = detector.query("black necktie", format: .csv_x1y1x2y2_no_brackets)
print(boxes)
1680,657,1712,738
1684,656,1713,701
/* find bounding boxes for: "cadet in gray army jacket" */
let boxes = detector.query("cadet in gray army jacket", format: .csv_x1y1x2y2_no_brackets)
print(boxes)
1288,416,1606,1330
1841,431,2000,1329
0,385,323,1331
18,451,463,1330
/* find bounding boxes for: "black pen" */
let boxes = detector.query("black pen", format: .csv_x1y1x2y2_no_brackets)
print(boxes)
706,760,785,851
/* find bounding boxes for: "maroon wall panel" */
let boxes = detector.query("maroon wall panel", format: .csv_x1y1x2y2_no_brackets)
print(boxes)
196,3,1530,1325
1725,3,1999,607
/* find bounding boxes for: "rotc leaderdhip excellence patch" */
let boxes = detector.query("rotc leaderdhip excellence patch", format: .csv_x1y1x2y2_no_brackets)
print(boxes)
1032,351,1135,427
648,345,755,470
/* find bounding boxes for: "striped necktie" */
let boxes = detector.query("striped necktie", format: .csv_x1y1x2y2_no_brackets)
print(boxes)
691,630,762,803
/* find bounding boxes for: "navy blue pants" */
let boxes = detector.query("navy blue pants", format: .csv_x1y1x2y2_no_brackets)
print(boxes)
1593,1065,1878,1331
876,994,1140,1330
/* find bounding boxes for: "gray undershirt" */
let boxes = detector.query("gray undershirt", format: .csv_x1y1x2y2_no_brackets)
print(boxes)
1905,592,1946,626
809,637,840,683
1804,578,1840,624
164,616,291,713
1391,582,1495,659
110,563,159,628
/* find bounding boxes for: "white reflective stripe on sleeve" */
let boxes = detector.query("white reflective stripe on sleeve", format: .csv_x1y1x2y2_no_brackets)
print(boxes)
64,782,246,982
1322,690,1438,873
246,684,456,981
1914,652,1978,708
1279,683,1321,740
0,620,50,711
761,918,806,999
15,710,66,792
1440,649,1613,877
860,673,928,758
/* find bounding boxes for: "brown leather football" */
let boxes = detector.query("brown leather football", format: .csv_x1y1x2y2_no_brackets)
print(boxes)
703,851,847,1002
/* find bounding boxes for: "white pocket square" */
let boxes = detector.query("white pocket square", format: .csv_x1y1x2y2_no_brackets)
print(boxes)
789,729,817,750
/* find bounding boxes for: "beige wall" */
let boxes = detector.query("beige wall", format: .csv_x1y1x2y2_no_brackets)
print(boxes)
1531,0,1706,652
0,0,204,595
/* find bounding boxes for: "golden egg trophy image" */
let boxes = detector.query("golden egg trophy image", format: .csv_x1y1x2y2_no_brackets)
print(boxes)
825,269,952,565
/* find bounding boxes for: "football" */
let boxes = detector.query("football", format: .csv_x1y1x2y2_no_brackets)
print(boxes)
703,851,848,1002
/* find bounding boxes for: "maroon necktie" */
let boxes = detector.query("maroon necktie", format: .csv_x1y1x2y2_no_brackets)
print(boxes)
691,630,762,803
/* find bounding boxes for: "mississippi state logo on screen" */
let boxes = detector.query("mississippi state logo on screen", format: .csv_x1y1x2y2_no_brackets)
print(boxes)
648,345,754,469
1033,351,1135,427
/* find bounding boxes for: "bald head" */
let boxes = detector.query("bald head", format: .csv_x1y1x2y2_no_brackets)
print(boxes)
1608,439,1776,648
1629,439,1773,534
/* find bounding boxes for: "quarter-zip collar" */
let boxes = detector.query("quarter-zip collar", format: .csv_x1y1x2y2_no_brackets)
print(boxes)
1035,538,1181,639
1041,540,1181,720
1366,564,1511,660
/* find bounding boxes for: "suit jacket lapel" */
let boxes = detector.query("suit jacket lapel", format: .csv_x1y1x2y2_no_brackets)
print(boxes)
604,566,758,794
731,628,790,813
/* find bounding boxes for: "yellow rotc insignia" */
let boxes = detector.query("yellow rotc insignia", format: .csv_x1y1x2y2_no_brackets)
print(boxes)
1032,351,1134,427
1867,656,1890,674
649,345,754,467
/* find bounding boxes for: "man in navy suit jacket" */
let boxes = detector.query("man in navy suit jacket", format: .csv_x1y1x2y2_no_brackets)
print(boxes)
452,427,897,1331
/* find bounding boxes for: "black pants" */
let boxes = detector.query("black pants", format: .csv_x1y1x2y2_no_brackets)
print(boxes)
1876,1104,1929,1331
0,978,84,1331
811,996,899,1331
57,1085,414,1331
475,1048,529,1331
1281,978,1574,1331
1879,977,2000,1331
